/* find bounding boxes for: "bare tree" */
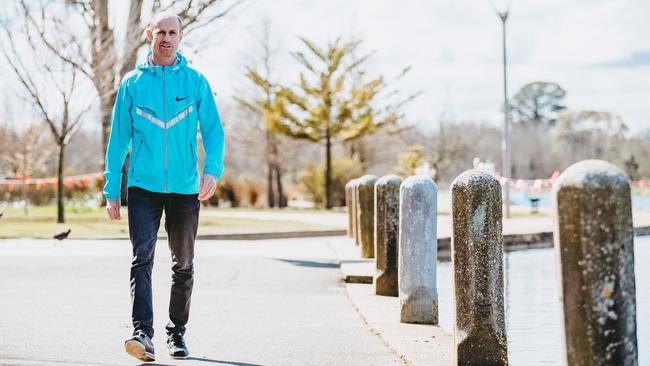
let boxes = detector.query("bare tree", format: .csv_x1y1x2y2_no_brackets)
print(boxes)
0,17,94,223
554,110,628,165
0,123,55,215
235,18,288,208
15,0,246,201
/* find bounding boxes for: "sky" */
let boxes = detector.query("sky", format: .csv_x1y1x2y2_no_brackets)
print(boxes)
5,0,647,134
176,0,649,134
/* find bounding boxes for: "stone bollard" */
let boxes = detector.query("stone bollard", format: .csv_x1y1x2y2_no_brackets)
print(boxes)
354,180,361,245
553,160,638,366
358,175,378,258
345,179,356,238
451,169,508,365
399,175,438,324
374,175,401,296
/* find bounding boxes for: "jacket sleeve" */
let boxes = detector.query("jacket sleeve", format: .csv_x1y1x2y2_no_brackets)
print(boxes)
196,74,225,179
103,77,133,200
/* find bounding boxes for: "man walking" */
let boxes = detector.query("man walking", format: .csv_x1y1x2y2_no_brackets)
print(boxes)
103,11,224,362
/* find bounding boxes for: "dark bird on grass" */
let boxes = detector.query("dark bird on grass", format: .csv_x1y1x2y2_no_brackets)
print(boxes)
54,229,71,241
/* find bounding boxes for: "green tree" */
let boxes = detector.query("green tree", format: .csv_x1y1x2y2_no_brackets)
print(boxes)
510,81,567,126
249,37,416,208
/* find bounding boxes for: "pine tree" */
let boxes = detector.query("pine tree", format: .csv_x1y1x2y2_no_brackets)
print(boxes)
247,37,416,208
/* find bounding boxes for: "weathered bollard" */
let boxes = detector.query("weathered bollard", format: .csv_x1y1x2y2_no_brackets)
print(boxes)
451,169,508,365
358,175,378,258
346,179,356,238
399,175,438,324
374,175,401,296
355,180,361,245
553,160,638,365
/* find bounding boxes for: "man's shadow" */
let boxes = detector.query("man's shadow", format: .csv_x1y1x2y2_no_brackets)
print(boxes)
140,357,263,366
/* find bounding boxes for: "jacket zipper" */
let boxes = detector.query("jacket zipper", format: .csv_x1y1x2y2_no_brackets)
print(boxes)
131,139,144,176
163,66,168,192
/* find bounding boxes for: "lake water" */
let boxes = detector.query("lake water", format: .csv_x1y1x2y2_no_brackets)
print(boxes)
436,236,649,365
508,190,650,211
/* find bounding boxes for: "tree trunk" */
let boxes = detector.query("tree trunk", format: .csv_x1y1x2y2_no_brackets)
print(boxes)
114,0,143,208
119,0,144,80
22,159,28,216
22,179,28,216
267,161,275,208
325,133,332,209
266,131,287,209
57,141,65,223
91,0,141,206
266,130,276,208
93,0,117,168
100,92,117,171
275,164,287,208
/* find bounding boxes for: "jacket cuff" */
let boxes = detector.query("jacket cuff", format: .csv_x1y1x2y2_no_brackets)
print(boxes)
103,171,122,200
203,165,223,180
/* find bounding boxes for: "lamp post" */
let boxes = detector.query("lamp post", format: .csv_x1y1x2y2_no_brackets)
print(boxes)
491,0,512,218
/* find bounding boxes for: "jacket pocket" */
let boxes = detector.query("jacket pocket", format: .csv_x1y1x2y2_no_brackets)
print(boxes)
136,104,157,116
189,142,198,176
135,104,164,128
131,139,144,177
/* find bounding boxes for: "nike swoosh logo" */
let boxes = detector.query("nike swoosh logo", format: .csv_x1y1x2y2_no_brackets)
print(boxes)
175,96,189,101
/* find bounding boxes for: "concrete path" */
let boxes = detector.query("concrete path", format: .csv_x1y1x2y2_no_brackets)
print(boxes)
345,283,453,366
0,238,404,366
200,210,347,228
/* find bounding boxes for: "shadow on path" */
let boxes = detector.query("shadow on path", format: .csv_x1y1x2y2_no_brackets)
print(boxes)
272,258,339,269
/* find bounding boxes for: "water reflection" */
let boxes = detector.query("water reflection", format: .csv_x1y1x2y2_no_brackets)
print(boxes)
437,236,649,365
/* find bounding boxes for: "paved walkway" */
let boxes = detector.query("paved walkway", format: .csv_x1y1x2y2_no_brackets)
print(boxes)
0,238,404,366
200,210,347,228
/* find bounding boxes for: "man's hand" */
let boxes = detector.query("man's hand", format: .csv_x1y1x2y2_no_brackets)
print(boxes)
106,199,121,220
198,173,217,201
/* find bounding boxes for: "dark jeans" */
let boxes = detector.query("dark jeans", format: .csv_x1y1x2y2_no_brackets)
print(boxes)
127,186,200,339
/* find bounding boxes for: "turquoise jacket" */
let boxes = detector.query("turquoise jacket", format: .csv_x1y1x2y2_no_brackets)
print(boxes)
103,52,225,200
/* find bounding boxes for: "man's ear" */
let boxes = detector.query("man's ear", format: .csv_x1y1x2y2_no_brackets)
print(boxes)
179,30,183,42
145,27,154,42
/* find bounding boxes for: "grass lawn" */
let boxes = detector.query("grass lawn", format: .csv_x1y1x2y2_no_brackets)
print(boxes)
0,204,541,240
0,206,336,239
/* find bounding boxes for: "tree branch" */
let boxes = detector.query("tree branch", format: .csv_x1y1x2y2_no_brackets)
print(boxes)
19,0,94,80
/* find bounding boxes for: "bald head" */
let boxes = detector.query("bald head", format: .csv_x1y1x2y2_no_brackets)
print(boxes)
148,11,182,31
145,11,183,66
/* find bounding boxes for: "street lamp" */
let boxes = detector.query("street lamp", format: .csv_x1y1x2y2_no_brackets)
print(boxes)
490,0,513,218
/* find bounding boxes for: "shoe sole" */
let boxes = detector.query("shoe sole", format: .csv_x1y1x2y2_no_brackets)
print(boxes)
171,354,189,359
125,340,155,362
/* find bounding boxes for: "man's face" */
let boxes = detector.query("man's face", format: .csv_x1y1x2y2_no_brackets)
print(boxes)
147,17,182,58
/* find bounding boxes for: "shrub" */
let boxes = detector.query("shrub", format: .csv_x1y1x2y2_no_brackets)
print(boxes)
0,176,101,206
299,157,363,207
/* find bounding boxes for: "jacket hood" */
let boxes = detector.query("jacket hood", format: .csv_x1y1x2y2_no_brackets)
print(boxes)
137,51,188,75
